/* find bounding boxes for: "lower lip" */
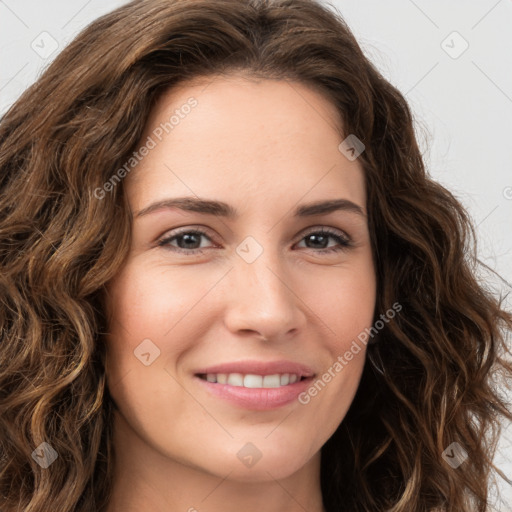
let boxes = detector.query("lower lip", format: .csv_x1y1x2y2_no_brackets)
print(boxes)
194,376,314,410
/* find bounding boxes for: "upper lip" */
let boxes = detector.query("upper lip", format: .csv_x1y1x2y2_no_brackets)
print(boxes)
194,360,316,377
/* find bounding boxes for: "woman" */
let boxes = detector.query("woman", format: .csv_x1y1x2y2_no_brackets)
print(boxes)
0,0,510,510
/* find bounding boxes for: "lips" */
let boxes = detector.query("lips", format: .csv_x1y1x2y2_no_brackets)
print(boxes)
193,359,316,410
193,359,315,378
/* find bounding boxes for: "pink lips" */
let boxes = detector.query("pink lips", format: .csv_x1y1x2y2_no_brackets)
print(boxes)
193,359,316,410
193,359,315,377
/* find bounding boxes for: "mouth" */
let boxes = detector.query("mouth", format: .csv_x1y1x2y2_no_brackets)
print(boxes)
195,372,310,388
192,359,316,409
193,364,315,410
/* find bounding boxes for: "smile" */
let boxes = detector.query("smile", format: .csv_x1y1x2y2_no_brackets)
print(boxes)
194,373,315,410
196,372,306,388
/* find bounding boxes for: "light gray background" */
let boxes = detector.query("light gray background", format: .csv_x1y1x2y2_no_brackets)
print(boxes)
1,0,511,509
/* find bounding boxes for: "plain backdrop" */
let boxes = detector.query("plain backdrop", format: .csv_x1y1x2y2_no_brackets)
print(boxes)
1,0,511,509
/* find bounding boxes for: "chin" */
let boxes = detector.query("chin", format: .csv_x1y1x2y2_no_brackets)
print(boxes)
200,443,315,482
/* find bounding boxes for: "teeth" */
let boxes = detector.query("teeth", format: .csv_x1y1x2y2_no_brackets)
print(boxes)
262,375,281,388
227,373,244,386
202,372,303,388
244,374,263,388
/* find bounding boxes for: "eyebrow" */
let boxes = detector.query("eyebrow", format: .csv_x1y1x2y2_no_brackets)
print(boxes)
134,197,365,219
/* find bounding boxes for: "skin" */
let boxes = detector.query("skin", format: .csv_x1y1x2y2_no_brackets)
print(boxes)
103,73,376,512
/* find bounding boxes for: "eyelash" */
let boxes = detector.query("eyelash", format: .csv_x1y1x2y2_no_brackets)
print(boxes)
156,227,352,255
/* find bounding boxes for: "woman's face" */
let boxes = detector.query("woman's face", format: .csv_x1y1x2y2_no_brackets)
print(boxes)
104,74,376,482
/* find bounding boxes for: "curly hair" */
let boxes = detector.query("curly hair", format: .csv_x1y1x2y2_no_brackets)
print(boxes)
0,0,511,510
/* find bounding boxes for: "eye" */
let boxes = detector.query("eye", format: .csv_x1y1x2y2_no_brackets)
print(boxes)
295,227,352,253
157,226,352,255
157,228,214,254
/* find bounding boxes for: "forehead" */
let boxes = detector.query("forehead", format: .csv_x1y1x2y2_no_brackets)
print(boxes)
126,75,366,216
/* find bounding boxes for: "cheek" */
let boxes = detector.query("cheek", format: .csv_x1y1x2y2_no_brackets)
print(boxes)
103,263,199,436
105,262,204,347
297,278,374,440
301,253,376,346
104,263,182,385
295,254,375,421
103,261,226,402
336,273,376,339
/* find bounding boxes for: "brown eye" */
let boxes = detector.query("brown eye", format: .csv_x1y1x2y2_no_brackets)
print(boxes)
158,229,213,254
295,228,352,253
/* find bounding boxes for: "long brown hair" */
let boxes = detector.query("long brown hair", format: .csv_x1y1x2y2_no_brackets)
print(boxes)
1,0,511,510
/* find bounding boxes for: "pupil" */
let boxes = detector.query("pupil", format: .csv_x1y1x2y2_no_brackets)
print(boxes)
308,234,327,248
181,234,200,249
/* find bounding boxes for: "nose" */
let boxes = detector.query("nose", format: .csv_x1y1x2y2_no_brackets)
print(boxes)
221,248,306,342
